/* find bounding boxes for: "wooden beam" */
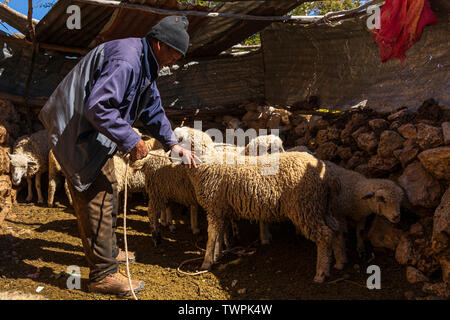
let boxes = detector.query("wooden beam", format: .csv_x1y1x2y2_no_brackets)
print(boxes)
75,0,383,24
0,35,89,55
75,0,324,23
27,0,36,42
0,2,38,36
0,93,47,108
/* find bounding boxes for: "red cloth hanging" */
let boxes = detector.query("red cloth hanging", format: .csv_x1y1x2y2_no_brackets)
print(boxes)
373,0,438,63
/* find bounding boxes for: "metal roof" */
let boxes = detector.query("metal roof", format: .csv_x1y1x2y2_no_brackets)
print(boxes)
34,0,304,58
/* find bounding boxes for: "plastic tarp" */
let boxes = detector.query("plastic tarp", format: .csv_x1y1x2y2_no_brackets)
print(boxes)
261,15,449,113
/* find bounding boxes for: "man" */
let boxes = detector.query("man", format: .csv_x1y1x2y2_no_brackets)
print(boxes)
39,16,199,296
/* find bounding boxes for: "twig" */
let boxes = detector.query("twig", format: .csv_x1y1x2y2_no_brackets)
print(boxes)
75,0,384,26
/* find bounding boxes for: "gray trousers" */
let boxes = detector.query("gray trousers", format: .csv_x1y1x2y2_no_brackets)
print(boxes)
67,158,120,282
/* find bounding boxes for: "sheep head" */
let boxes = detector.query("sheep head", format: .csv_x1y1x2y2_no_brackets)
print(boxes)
7,152,37,185
361,180,404,224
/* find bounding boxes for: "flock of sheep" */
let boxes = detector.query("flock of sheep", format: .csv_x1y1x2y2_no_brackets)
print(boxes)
6,126,405,283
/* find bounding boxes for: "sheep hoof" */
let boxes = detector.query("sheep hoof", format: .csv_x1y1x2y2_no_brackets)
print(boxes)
357,248,367,259
200,262,212,271
152,232,162,247
334,262,345,270
192,228,200,235
26,197,32,202
313,274,326,283
261,239,271,245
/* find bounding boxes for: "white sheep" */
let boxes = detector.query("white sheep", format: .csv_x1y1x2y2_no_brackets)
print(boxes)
184,151,339,283
8,130,49,204
174,127,286,245
173,126,214,156
139,148,201,242
286,145,315,155
325,160,404,269
244,134,285,156
47,149,72,207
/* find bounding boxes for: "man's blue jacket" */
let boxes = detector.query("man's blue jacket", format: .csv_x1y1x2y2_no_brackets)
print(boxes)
39,37,178,192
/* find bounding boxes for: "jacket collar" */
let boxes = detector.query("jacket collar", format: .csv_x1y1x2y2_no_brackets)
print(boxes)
141,37,159,82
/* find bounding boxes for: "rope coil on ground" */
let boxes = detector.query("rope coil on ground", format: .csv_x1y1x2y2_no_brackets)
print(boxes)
177,239,259,276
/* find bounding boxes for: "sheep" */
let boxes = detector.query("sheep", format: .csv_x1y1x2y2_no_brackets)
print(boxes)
324,160,404,269
220,115,242,130
244,134,285,156
173,126,214,156
286,145,315,155
7,130,49,204
174,127,287,245
184,151,339,283
113,135,163,199
0,291,47,300
140,148,201,241
47,149,73,207
112,132,163,194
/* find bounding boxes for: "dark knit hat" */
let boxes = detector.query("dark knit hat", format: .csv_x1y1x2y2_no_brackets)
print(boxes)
147,16,190,56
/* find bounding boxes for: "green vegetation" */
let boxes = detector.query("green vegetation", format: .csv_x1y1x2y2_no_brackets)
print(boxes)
242,1,365,46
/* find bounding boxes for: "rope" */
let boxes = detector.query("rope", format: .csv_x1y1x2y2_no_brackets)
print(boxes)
177,239,259,276
123,156,138,300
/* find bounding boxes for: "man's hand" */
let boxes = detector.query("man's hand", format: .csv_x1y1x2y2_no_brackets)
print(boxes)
170,144,201,168
130,138,149,162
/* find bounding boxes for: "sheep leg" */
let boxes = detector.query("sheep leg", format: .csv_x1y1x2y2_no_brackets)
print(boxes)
35,173,44,204
314,238,333,283
231,219,239,241
201,215,224,270
190,205,200,235
356,220,366,258
26,177,33,202
166,206,176,233
64,179,73,206
259,221,272,245
160,206,169,227
213,231,224,264
332,230,348,270
147,203,161,247
47,174,58,207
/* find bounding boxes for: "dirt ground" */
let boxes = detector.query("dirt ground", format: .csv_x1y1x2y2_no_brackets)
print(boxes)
0,191,423,300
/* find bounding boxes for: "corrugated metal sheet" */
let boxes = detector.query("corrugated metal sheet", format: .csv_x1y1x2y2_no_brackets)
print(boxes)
34,0,302,57
186,1,302,57
262,7,449,113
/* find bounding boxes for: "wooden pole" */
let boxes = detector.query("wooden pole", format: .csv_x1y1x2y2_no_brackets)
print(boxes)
75,0,324,23
74,0,383,24
0,2,39,36
0,35,89,55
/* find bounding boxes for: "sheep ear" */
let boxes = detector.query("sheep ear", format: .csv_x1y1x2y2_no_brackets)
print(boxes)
6,152,12,160
361,192,375,200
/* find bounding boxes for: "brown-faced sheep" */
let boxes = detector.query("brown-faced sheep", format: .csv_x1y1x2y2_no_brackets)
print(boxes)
325,160,404,269
185,151,339,283
8,130,49,204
